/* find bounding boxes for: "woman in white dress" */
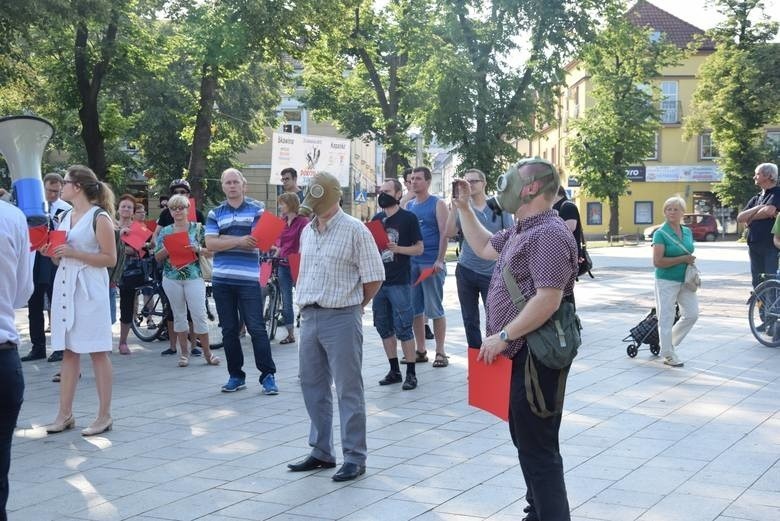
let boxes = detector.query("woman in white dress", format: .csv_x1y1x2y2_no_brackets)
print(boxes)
44,165,117,437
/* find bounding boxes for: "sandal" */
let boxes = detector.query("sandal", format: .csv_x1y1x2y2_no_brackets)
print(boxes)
178,355,189,367
205,354,221,366
279,335,296,345
118,342,131,355
52,372,81,383
401,351,428,364
432,353,449,368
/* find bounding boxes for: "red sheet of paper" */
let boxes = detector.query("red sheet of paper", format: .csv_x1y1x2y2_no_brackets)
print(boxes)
188,198,197,222
251,212,286,252
365,220,389,251
288,253,301,284
45,230,67,257
468,348,512,421
121,221,153,255
413,266,436,286
259,260,273,287
163,231,197,269
144,219,157,233
29,225,49,251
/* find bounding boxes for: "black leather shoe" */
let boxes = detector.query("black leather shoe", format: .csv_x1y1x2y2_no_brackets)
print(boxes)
21,351,46,362
402,374,417,390
378,370,402,385
47,351,63,362
287,455,336,472
332,462,365,482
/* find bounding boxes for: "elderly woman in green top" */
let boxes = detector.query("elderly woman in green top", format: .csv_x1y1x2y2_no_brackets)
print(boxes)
154,194,220,367
652,196,699,367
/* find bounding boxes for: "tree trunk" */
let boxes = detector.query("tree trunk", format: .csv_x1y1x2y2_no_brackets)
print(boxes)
73,16,117,180
609,193,620,237
187,63,218,208
384,150,409,180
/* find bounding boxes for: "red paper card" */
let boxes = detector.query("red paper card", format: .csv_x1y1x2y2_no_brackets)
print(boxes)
121,221,153,254
29,225,49,251
188,198,197,222
468,348,512,421
365,220,389,251
163,231,197,269
45,230,67,256
251,212,286,252
413,266,436,286
288,253,301,284
259,260,273,287
144,219,157,233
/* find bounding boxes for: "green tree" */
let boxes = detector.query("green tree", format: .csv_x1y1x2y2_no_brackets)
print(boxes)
168,0,347,206
424,0,611,183
684,0,780,207
568,10,683,235
302,0,436,179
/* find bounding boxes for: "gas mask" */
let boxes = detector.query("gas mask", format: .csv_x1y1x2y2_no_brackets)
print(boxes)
299,171,342,216
377,192,399,209
494,158,558,214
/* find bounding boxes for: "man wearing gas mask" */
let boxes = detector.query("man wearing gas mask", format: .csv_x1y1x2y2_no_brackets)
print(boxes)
452,159,577,521
371,179,423,390
288,172,384,482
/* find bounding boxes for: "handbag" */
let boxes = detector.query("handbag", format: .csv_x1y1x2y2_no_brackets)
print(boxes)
658,228,701,292
501,263,582,418
577,244,593,278
195,223,213,281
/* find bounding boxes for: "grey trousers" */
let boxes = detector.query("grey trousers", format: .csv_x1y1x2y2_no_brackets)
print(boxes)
299,305,367,465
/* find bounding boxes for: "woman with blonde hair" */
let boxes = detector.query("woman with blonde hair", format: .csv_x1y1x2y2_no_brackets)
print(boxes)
652,196,699,367
154,194,220,367
45,165,117,436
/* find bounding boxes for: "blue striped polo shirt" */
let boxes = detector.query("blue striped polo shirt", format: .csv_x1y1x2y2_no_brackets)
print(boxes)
206,198,264,286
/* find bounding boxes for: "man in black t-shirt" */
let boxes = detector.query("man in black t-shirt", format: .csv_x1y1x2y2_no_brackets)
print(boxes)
553,187,585,277
371,179,423,390
738,163,780,288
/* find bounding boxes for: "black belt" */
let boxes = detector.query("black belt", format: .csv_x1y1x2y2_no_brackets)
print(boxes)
0,341,17,351
301,303,350,311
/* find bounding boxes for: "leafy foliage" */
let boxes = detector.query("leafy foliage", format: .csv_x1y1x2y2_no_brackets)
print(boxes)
684,0,780,207
568,8,683,234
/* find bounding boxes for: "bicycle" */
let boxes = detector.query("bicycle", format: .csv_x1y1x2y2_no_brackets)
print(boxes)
261,256,284,341
131,257,223,349
748,275,780,347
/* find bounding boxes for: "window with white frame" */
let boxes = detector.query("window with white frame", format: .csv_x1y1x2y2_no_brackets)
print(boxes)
281,109,303,134
646,131,659,160
700,132,719,159
660,81,679,124
767,131,780,156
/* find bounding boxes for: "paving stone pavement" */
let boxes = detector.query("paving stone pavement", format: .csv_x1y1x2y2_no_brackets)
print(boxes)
8,242,780,521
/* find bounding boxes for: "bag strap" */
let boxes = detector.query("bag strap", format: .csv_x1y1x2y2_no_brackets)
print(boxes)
658,227,692,255
501,261,528,312
525,351,570,418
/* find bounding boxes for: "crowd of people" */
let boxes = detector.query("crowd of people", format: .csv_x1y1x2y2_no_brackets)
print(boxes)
4,159,777,521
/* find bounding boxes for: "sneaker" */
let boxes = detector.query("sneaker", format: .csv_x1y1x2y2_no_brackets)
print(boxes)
160,348,177,356
190,347,202,357
402,374,418,390
261,374,279,395
221,376,246,393
378,370,402,386
663,354,684,367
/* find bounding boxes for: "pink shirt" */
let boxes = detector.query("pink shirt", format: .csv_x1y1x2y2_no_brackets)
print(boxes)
487,209,577,358
276,215,309,260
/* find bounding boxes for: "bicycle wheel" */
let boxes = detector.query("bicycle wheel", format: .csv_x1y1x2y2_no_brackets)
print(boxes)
748,279,780,347
204,284,223,349
131,286,167,342
265,282,280,341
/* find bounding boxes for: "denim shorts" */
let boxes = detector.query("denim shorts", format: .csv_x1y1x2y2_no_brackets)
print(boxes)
372,284,414,341
410,263,446,319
